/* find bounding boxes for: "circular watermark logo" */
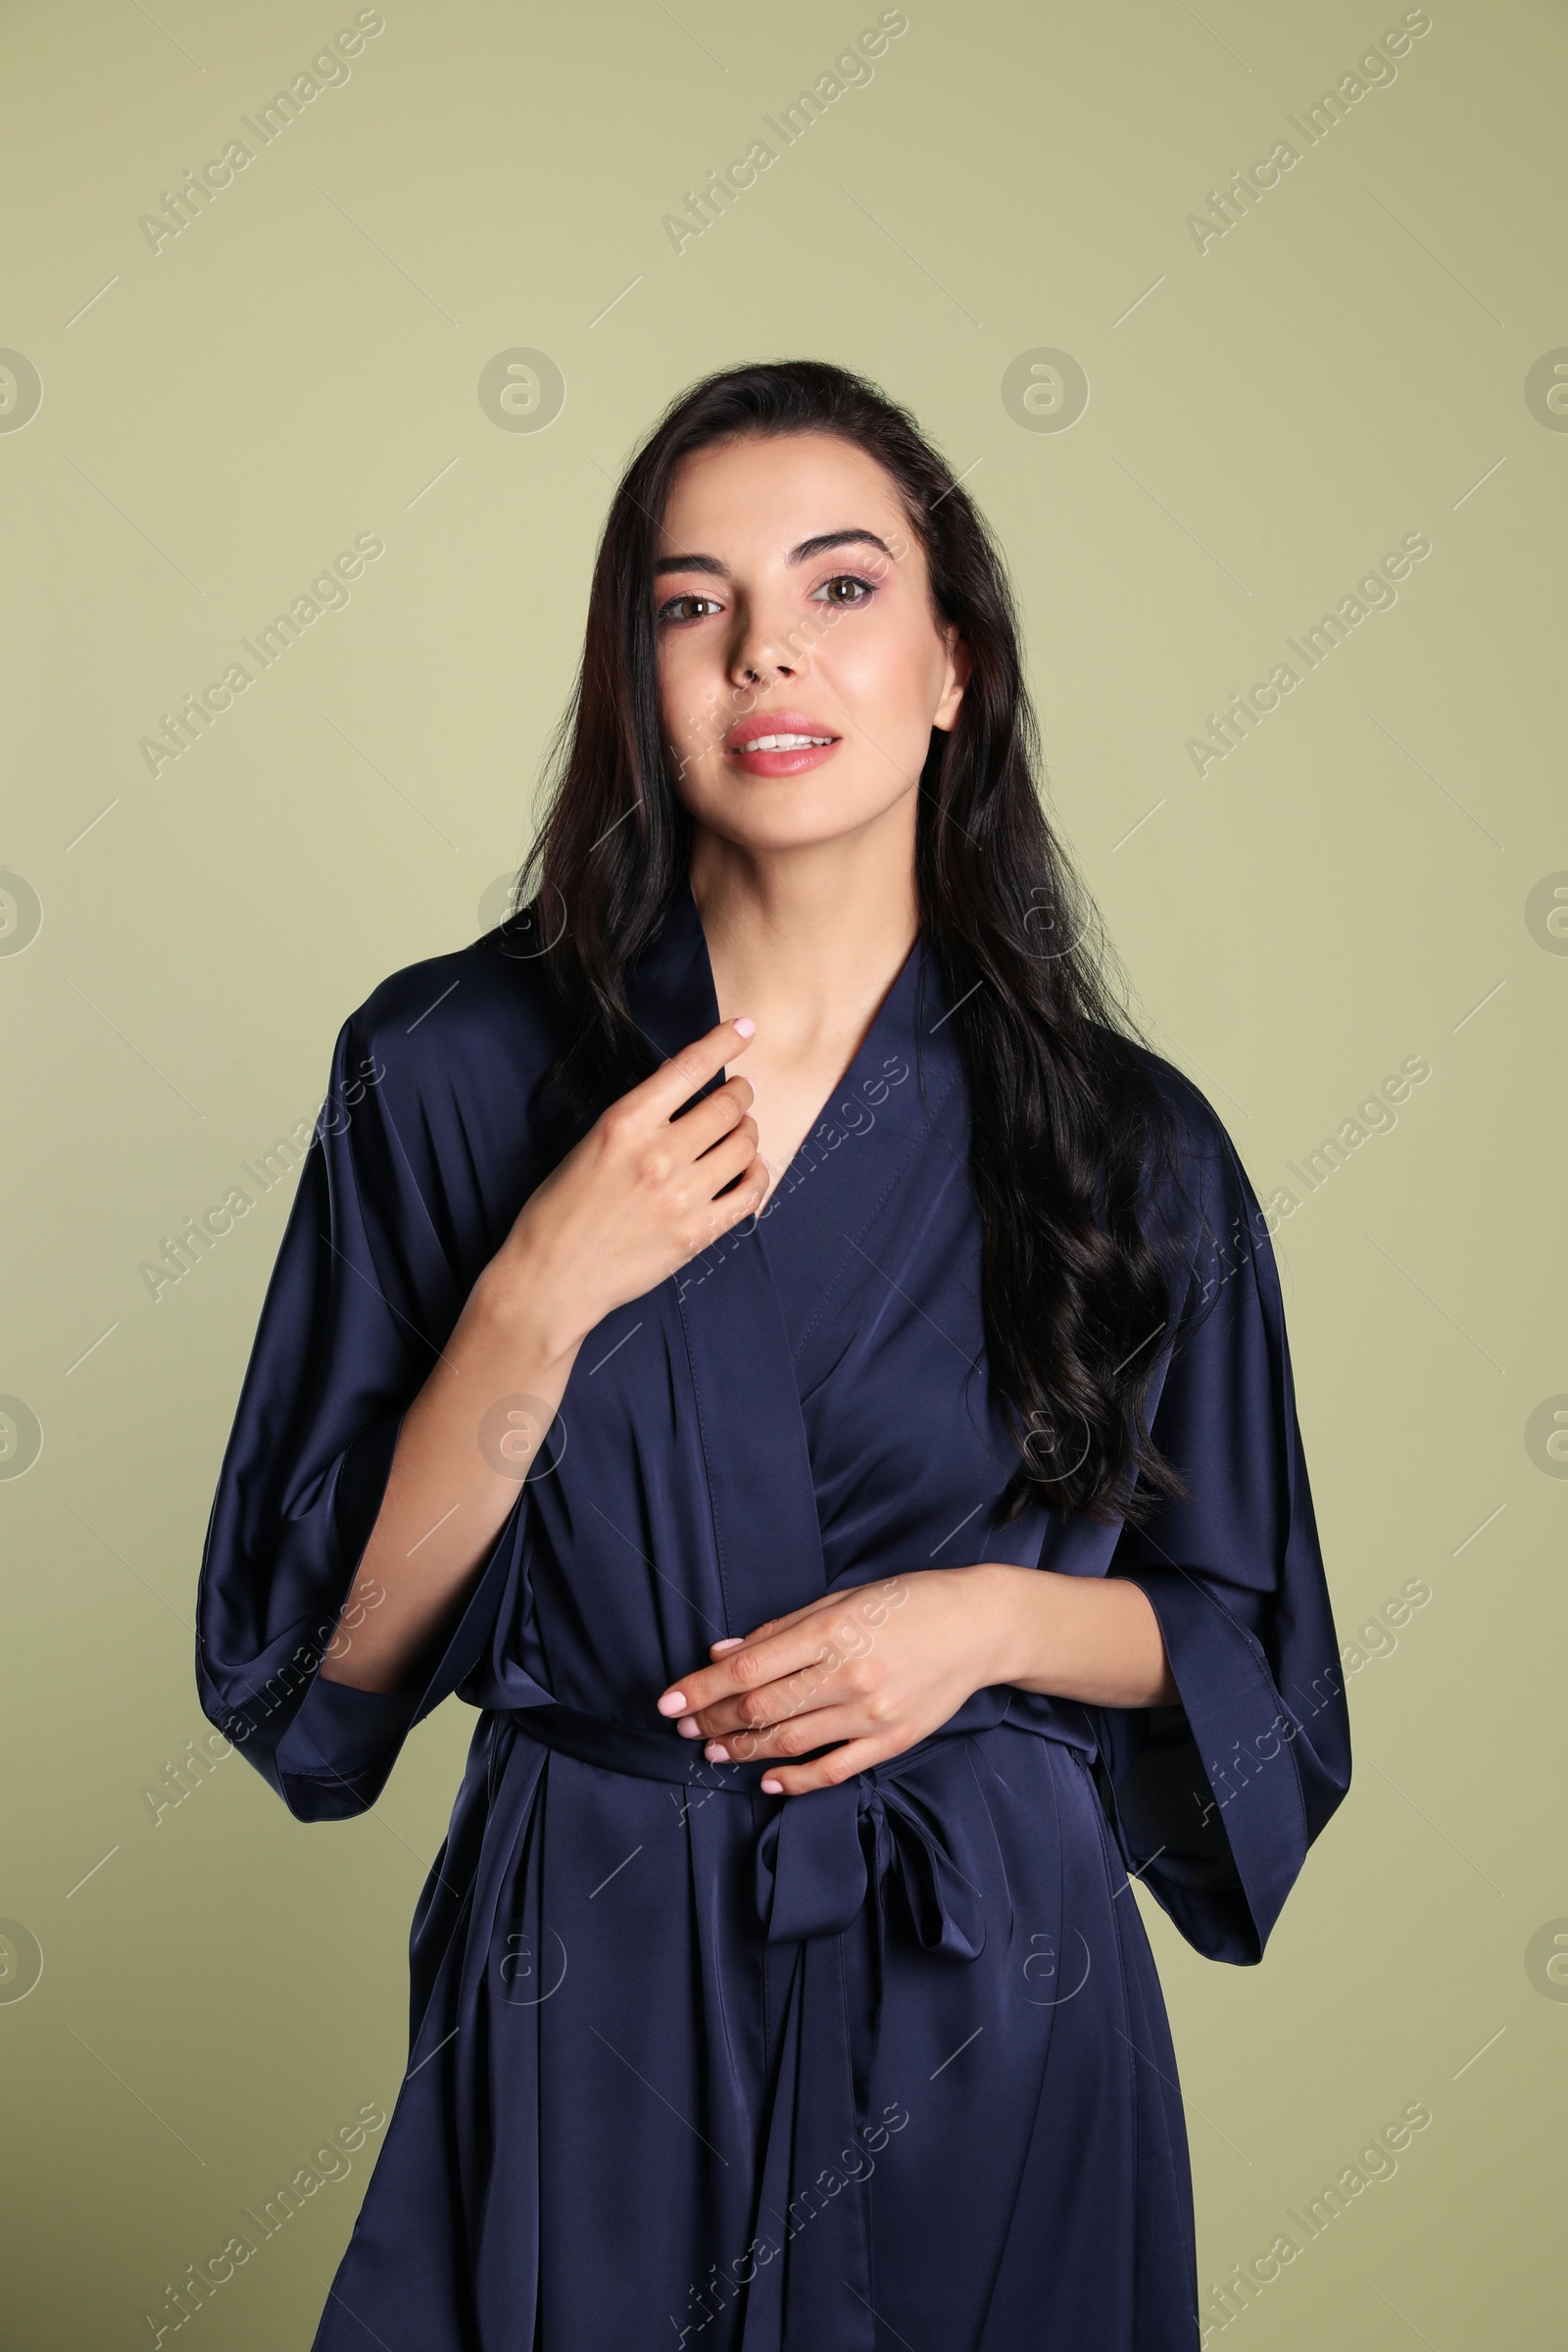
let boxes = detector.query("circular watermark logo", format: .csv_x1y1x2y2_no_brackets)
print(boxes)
478,1393,565,1482
1524,350,1568,431
478,348,566,433
0,351,42,435
1525,1918,1568,2000
0,1919,43,2003
1022,1928,1092,2007
493,883,567,961
1525,1396,1568,1479
0,870,42,956
1021,1405,1092,1480
478,871,521,935
0,1397,42,1481
496,1925,568,2006
1001,348,1090,434
1525,872,1568,955
1022,888,1096,962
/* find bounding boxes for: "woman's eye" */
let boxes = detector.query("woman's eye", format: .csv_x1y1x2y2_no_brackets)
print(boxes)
811,573,876,607
658,593,722,625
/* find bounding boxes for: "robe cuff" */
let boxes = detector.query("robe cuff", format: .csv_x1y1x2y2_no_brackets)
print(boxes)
264,1486,535,1823
264,1678,422,1819
1102,1566,1311,1965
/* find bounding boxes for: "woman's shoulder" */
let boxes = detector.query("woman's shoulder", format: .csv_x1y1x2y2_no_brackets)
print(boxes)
1120,1038,1234,1158
1114,1036,1263,1238
340,920,575,1106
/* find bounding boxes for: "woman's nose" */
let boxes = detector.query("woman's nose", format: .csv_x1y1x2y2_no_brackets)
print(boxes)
727,607,799,689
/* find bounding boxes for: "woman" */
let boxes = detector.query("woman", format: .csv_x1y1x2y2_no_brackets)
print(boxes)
196,360,1350,2351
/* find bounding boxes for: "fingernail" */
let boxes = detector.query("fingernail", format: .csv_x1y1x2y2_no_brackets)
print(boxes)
760,1777,783,1794
705,1742,729,1762
711,1637,744,1653
732,1017,756,1038
676,1717,701,1737
658,1691,686,1715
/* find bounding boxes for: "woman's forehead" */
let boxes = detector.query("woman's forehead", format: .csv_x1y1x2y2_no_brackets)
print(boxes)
656,434,918,566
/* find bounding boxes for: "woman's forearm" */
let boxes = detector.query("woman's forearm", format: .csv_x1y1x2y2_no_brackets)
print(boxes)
970,1561,1178,1709
319,1256,582,1694
319,1019,766,1696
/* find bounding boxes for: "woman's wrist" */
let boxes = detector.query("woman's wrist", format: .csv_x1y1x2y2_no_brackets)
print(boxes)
470,1240,590,1374
961,1560,1176,1709
960,1560,1058,1692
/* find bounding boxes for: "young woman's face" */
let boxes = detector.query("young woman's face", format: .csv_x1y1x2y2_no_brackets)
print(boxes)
653,431,967,854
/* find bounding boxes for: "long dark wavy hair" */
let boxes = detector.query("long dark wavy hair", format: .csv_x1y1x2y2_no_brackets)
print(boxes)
509,359,1205,1527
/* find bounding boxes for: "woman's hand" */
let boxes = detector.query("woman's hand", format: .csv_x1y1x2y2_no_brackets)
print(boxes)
655,1563,1176,1794
322,1016,764,1694
655,1567,1018,1795
484,1015,767,1354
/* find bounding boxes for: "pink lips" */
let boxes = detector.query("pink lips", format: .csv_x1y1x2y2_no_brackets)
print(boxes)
724,709,842,778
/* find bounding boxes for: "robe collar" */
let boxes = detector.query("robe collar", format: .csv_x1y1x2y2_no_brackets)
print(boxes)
625,864,967,1145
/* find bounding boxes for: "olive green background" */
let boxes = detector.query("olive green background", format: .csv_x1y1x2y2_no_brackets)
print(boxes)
2,0,1563,2342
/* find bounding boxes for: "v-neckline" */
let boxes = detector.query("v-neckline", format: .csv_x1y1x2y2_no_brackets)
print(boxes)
618,867,972,1624
630,864,947,1196
754,928,926,1203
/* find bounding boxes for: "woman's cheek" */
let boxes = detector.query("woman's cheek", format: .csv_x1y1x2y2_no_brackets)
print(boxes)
656,648,706,777
829,638,934,782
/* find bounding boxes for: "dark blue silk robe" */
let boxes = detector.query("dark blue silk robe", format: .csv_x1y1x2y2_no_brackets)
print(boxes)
195,873,1350,2351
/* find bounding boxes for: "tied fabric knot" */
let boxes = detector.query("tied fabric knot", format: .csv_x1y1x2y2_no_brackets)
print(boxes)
739,1754,990,2350
753,1772,986,1959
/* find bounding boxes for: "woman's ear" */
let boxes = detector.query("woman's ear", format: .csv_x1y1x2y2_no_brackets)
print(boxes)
932,626,970,734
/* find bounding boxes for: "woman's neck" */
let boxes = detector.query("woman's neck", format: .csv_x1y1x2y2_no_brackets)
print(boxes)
687,815,919,1055
686,812,920,1193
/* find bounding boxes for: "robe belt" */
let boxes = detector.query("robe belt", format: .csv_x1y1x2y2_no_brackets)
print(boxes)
501,1688,1037,1947
501,1692,1083,2351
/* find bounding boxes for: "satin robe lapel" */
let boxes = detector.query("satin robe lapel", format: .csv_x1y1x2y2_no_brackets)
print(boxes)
630,886,982,2352
758,933,968,1372
625,874,830,1631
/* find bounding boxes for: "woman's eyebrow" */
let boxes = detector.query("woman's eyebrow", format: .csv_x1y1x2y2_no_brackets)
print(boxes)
789,528,896,564
653,528,896,579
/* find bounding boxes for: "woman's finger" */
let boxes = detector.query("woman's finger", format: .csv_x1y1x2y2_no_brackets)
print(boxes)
691,1115,762,1200
667,1073,757,1164
691,1581,907,1686
702,1701,862,1765
734,1598,836,1642
628,1018,755,1126
739,1580,906,1647
683,1664,861,1740
758,1735,893,1798
697,1155,770,1247
699,1692,857,1748
660,1615,865,1724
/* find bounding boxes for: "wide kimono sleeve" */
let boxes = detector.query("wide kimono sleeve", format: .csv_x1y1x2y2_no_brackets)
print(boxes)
193,998,550,1824
1087,1098,1351,1964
